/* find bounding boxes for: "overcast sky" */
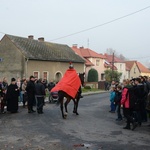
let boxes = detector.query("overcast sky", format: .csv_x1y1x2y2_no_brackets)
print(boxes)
0,0,150,66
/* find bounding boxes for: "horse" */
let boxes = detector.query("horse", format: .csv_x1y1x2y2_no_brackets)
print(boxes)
57,73,85,119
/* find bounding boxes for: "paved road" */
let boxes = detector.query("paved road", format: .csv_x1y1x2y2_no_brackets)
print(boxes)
0,92,150,150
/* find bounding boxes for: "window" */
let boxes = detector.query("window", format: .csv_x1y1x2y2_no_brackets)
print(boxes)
96,60,100,66
134,68,136,74
101,73,104,80
43,71,49,80
55,72,62,82
120,64,122,70
33,71,40,79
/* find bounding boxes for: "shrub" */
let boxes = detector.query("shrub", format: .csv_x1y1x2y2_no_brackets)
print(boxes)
84,86,91,89
87,68,98,82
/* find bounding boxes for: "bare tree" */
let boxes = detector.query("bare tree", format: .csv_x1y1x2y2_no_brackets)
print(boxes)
105,48,128,61
106,48,116,55
118,54,128,61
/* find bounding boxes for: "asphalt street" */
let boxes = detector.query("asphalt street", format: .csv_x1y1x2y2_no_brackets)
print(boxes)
0,92,150,150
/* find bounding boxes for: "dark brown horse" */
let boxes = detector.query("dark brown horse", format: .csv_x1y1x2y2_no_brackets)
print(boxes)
57,73,85,119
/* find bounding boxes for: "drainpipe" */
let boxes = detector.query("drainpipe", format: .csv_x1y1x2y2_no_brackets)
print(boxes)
85,65,87,82
25,58,29,78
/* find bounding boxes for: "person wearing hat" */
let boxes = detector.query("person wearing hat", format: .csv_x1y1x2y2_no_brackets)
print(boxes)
69,62,74,69
6,78,19,113
68,62,83,98
26,75,36,113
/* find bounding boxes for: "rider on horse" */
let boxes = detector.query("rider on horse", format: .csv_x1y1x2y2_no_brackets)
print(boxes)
51,62,84,118
51,62,83,102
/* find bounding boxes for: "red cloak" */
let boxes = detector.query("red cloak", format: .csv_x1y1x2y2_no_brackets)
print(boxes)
51,69,81,98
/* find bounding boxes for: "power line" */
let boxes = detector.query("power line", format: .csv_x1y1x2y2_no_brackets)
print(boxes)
50,5,150,41
129,56,150,60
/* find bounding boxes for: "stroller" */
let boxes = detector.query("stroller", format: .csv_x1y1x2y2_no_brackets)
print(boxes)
49,91,58,103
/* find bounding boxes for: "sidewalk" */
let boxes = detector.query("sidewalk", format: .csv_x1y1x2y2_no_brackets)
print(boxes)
82,90,108,96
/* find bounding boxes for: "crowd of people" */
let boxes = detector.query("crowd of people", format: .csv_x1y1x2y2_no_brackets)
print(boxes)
0,76,56,114
109,76,150,130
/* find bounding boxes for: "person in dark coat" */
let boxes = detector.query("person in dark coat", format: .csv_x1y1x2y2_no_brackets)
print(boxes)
26,75,36,113
6,78,19,113
48,80,55,91
114,85,122,121
134,77,147,126
35,78,46,114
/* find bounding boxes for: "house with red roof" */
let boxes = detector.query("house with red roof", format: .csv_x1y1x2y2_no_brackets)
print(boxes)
71,44,106,81
125,61,140,79
125,61,150,78
136,61,150,76
104,54,126,82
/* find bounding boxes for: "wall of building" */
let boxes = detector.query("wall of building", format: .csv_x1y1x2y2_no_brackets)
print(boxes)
140,72,150,77
86,57,105,81
0,36,25,83
125,70,130,80
114,62,126,82
130,63,140,79
27,60,84,81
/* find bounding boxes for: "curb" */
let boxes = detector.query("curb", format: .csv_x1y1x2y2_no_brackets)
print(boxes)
82,91,109,96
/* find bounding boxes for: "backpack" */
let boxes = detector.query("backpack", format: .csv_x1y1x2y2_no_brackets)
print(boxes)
125,86,139,110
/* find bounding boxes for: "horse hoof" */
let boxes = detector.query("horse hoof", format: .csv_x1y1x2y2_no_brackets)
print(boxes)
64,112,68,115
64,112,67,119
76,113,79,115
63,115,67,119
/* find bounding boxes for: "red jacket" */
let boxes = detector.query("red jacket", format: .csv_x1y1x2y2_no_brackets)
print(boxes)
121,87,130,108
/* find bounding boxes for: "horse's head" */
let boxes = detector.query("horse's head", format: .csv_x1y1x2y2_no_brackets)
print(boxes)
78,72,85,87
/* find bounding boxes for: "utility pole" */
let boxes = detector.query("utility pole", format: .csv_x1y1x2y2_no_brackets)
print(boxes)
111,52,115,81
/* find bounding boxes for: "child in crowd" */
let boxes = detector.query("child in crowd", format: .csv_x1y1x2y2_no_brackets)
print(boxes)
114,85,122,121
109,87,116,113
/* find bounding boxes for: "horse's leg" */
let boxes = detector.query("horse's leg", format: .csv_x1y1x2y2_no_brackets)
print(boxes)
75,98,80,115
72,99,77,114
58,91,65,119
73,93,80,115
60,100,65,119
64,98,70,113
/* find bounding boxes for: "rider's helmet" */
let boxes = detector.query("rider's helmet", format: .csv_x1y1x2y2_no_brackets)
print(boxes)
69,62,74,69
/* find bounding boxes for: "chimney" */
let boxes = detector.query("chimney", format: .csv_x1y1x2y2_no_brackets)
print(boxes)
72,44,78,48
28,35,34,39
38,37,44,42
80,46,84,49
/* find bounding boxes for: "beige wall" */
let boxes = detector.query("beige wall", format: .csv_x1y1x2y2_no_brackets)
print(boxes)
0,36,25,83
27,60,84,81
140,72,150,77
86,57,105,81
114,62,126,82
129,62,140,79
126,70,130,80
